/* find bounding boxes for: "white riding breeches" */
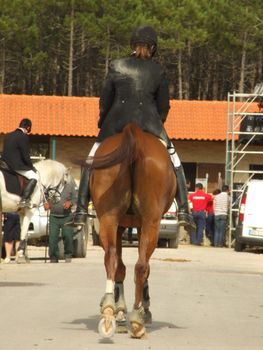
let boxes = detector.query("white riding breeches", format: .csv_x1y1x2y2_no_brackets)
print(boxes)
16,169,39,181
88,142,100,157
159,138,181,168
169,151,181,168
87,140,181,168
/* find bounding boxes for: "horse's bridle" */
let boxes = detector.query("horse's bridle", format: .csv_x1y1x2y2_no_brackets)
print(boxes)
42,180,65,204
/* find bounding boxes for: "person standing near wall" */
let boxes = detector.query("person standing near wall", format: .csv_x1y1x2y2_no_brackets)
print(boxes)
213,185,230,247
3,212,21,263
189,183,212,245
206,188,221,245
44,178,77,263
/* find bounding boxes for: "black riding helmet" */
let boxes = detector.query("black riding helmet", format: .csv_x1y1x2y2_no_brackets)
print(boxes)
130,25,157,56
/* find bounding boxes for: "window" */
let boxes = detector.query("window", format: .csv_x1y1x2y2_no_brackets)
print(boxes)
249,164,263,180
182,162,197,192
182,162,225,193
29,135,50,160
197,163,225,192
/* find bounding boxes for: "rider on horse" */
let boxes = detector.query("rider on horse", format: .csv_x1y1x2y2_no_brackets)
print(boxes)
70,25,195,231
1,118,39,208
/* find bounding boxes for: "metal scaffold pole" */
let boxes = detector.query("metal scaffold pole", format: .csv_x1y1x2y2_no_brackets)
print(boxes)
226,86,263,248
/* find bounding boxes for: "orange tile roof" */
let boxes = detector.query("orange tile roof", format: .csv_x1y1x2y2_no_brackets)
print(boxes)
0,94,99,137
0,94,258,140
166,100,258,141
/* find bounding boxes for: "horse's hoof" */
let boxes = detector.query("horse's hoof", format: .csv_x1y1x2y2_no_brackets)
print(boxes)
130,322,146,339
116,323,128,333
17,249,24,257
116,310,128,333
16,256,27,264
144,309,152,324
98,316,116,338
129,306,146,338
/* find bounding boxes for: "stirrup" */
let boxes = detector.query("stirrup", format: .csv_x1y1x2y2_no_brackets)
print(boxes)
65,212,88,227
178,212,196,232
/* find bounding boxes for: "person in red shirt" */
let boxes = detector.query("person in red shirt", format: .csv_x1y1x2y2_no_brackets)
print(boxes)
189,183,212,245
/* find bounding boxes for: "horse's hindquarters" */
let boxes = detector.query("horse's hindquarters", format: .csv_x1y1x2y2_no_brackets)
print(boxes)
90,125,176,339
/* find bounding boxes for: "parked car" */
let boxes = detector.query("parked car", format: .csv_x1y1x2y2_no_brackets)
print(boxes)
90,201,180,248
235,179,263,252
27,205,89,258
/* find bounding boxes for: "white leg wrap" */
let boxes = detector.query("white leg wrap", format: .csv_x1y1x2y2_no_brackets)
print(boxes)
106,279,114,294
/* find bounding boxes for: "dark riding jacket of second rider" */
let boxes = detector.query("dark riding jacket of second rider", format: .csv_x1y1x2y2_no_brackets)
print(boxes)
2,128,35,171
1,119,38,209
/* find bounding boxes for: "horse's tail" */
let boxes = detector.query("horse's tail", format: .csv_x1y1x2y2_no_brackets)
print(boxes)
90,123,144,170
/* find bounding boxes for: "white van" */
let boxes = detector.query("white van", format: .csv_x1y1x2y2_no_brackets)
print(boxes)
235,179,263,251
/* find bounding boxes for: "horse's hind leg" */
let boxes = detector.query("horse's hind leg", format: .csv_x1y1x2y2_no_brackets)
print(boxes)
142,280,152,324
129,223,159,338
137,228,152,324
99,293,116,338
115,226,128,333
16,239,28,263
98,220,118,338
17,211,33,264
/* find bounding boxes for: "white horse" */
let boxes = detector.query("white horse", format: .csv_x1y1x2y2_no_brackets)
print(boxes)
0,159,70,263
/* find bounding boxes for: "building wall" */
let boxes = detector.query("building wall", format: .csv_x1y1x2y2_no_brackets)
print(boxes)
55,136,96,184
174,140,263,185
1,135,263,188
174,140,225,163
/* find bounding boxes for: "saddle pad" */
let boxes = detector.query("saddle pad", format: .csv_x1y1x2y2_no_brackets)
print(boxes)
1,169,22,196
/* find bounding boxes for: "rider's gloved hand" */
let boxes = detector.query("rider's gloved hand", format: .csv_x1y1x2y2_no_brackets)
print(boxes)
63,200,72,210
44,202,50,211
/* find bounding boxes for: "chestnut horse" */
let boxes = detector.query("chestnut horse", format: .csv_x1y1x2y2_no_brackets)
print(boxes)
89,123,176,338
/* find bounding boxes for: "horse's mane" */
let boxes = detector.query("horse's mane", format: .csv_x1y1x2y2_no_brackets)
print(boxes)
34,159,66,172
34,160,68,187
89,123,144,170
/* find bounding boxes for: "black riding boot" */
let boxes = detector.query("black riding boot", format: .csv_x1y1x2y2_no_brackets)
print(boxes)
71,167,90,226
18,179,37,208
174,165,196,232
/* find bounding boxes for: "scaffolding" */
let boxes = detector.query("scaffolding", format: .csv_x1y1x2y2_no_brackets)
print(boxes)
226,87,263,247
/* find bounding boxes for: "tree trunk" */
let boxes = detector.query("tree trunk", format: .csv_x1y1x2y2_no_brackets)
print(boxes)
238,31,247,94
105,25,110,77
258,50,262,84
0,39,5,94
212,54,219,100
52,55,59,95
177,48,183,99
184,41,192,100
68,0,74,96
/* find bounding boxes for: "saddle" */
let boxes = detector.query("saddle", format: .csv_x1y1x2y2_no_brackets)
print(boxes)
0,160,28,196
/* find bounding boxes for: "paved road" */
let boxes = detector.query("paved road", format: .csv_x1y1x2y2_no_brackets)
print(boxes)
0,245,262,350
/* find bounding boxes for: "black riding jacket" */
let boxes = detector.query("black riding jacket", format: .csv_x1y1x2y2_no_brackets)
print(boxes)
97,55,170,144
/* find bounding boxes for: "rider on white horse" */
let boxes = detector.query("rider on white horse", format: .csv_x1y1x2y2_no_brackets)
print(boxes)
1,118,39,208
